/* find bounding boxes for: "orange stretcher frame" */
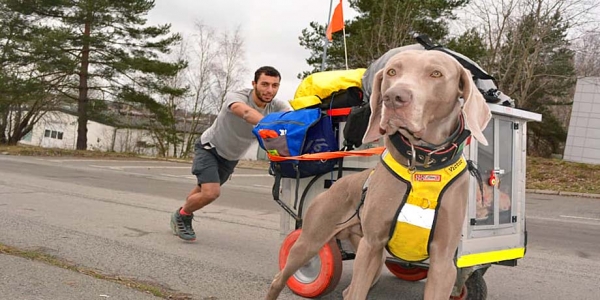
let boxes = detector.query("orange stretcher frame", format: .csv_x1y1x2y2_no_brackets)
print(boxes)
267,146,385,162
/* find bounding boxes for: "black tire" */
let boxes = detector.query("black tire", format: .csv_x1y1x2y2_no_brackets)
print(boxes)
465,269,488,300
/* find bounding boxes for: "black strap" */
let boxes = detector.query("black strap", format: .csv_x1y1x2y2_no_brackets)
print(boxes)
414,34,495,81
467,160,485,207
336,182,368,226
272,164,282,201
293,164,301,209
270,162,302,223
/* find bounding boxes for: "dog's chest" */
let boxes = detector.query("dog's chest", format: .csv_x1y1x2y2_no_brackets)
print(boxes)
377,150,467,262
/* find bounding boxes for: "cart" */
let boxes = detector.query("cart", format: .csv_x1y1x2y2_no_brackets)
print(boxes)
270,104,542,299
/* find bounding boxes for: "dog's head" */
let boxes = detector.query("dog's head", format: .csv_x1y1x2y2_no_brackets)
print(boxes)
362,49,492,146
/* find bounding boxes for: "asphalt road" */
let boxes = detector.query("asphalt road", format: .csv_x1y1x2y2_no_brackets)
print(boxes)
1,155,599,300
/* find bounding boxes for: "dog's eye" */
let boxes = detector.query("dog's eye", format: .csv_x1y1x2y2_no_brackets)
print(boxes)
431,70,443,78
387,69,396,76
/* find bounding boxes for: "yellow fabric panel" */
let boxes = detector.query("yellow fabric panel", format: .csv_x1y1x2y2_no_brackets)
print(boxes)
387,222,431,262
382,150,467,262
456,248,525,268
294,68,366,100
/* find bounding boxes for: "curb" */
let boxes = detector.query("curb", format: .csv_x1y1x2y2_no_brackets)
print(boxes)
5,152,599,198
526,189,600,199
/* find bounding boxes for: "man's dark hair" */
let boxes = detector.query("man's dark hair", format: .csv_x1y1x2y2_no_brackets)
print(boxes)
254,66,281,82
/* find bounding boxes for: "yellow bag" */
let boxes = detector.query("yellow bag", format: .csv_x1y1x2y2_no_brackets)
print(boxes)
293,68,366,104
289,95,322,111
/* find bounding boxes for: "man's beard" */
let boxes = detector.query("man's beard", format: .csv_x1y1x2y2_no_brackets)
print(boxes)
256,91,273,103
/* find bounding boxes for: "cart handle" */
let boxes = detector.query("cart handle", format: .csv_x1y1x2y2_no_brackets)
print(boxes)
267,147,385,162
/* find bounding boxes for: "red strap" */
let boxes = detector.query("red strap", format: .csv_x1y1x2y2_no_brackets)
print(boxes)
267,147,385,162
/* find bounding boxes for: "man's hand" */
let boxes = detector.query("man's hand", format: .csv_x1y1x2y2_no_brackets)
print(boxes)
229,102,264,125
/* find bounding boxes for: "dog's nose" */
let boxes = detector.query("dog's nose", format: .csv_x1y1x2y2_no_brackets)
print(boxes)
384,89,412,107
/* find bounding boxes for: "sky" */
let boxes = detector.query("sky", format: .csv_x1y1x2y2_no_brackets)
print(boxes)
147,0,359,102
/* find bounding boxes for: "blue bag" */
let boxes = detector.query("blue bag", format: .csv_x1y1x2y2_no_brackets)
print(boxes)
253,108,339,178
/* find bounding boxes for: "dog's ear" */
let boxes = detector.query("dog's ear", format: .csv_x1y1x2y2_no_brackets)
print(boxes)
460,68,491,146
362,69,385,144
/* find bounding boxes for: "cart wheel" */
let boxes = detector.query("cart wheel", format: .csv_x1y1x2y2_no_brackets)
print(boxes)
384,259,428,281
279,229,343,298
450,269,488,300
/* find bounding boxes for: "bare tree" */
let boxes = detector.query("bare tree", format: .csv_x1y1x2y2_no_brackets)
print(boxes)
457,0,600,156
573,31,600,77
147,40,190,157
210,26,247,113
147,21,248,158
464,0,599,104
174,22,220,158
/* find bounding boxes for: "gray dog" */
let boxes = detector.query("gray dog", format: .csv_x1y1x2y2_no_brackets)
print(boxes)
266,47,491,300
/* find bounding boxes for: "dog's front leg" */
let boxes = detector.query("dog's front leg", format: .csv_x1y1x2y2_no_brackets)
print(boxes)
424,257,456,300
424,238,461,300
342,238,386,300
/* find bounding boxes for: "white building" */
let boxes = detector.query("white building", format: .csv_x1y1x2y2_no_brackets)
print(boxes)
16,109,260,160
563,77,600,164
18,110,161,155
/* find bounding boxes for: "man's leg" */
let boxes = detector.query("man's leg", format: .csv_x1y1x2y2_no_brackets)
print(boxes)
171,147,222,241
171,146,237,241
182,182,221,213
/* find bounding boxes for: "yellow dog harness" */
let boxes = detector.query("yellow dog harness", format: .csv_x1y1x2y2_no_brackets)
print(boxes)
380,149,467,262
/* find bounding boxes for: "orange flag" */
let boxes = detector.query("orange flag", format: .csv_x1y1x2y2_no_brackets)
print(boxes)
326,0,344,41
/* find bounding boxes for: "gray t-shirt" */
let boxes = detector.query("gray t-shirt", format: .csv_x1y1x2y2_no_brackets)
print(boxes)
199,88,291,161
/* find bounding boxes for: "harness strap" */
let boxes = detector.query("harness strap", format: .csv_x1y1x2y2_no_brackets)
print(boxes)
336,170,373,226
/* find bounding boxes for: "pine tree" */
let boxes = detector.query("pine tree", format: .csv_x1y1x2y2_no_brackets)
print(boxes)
498,12,575,156
298,0,469,77
3,0,186,150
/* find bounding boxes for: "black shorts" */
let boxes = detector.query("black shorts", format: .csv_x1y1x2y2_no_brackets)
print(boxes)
191,144,238,186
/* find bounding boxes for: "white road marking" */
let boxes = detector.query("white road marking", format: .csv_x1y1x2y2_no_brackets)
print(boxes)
45,159,163,163
528,215,600,226
89,165,189,170
560,215,600,221
227,184,271,192
107,166,190,169
232,174,272,178
253,184,272,188
161,174,195,179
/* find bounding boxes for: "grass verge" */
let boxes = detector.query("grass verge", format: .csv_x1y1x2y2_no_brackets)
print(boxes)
526,156,600,194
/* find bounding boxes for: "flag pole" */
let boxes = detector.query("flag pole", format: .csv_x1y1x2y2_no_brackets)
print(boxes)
320,0,334,71
342,26,348,70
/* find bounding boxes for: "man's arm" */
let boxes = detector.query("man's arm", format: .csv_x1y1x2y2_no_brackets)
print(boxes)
277,99,293,112
229,102,264,125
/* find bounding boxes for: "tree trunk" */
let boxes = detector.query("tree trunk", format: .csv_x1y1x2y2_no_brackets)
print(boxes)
76,20,91,150
0,124,7,145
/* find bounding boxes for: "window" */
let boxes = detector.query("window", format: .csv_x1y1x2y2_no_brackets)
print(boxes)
21,131,33,142
44,129,64,140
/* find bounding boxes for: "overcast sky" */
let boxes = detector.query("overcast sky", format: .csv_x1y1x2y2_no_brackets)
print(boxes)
147,0,358,102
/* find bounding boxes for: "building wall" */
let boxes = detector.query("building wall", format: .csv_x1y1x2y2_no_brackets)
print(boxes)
564,77,600,164
19,111,79,149
14,110,261,160
17,111,156,154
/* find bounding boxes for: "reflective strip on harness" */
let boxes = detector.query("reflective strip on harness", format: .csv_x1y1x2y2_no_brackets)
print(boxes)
398,203,435,230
